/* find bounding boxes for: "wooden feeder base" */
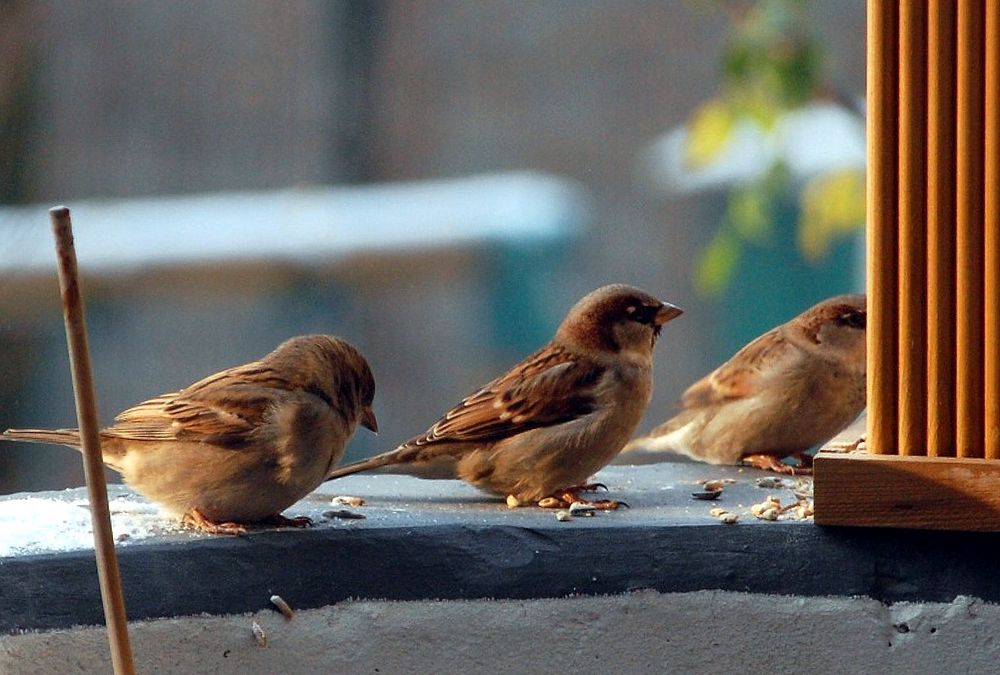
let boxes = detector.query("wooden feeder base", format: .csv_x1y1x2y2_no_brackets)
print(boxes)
813,451,1000,531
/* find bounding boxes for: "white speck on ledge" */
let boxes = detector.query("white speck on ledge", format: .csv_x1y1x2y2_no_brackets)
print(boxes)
0,492,172,557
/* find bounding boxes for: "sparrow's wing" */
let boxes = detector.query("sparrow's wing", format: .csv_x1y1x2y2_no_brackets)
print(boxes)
681,328,795,408
104,361,292,445
400,345,604,449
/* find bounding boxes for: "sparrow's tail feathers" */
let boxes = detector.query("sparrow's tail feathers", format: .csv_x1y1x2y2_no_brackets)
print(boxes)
325,448,408,481
2,428,82,448
613,413,695,465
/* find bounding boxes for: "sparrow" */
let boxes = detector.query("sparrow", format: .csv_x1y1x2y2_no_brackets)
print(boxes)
616,294,866,474
325,284,682,508
3,335,377,534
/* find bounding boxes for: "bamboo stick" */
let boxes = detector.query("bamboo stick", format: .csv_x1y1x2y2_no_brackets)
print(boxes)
927,0,958,457
984,0,999,459
956,0,986,458
51,207,136,675
898,0,928,456
867,0,900,455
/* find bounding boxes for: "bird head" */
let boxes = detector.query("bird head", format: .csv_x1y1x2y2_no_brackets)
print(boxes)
798,294,867,371
556,284,683,359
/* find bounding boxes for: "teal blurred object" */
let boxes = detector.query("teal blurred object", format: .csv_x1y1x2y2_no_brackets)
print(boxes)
485,239,575,359
713,197,860,363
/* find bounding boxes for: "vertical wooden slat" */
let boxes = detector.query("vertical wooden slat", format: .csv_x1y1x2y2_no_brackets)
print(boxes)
927,0,958,457
898,0,928,456
867,0,899,455
956,0,986,458
985,0,1000,459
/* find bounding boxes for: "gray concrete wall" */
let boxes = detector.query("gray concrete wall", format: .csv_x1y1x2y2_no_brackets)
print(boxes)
1,590,994,674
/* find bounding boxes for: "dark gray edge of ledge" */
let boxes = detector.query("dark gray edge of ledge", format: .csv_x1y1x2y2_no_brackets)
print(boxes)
2,522,999,633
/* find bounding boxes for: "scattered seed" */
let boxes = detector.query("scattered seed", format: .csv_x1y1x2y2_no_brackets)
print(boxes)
709,507,728,517
537,497,562,509
322,509,366,520
750,494,783,520
251,621,267,648
569,502,597,517
719,512,739,524
270,595,294,620
698,478,735,490
506,495,521,509
331,496,365,507
756,477,794,489
556,510,571,522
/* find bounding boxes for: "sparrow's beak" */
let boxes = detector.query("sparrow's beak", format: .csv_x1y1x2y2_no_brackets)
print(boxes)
655,302,684,325
361,406,379,434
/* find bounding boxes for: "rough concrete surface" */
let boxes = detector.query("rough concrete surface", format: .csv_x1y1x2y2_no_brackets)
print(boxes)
2,590,996,674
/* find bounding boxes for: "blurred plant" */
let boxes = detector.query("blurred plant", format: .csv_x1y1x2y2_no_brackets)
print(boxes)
688,0,864,296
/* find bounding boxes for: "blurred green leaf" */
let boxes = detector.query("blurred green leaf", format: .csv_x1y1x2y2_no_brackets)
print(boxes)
688,0,864,296
695,227,742,296
685,99,737,168
798,168,865,260
727,186,772,243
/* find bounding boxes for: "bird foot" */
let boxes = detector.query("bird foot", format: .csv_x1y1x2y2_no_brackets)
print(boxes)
261,514,313,529
181,509,248,536
742,454,813,476
549,488,628,510
570,482,609,492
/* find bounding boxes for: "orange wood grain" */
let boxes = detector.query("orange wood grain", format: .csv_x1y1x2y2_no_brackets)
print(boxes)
814,452,1000,531
927,0,958,457
898,0,928,456
956,0,986,458
866,0,899,455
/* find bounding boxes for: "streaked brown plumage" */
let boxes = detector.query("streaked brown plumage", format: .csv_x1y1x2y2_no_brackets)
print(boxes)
617,294,866,474
3,335,377,533
326,284,682,506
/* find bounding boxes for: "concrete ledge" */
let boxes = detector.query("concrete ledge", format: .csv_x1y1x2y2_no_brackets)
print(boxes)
2,462,999,634
3,592,998,674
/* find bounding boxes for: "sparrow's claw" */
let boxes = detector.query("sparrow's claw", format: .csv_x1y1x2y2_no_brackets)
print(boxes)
181,509,248,536
742,454,813,476
570,482,609,492
262,514,314,529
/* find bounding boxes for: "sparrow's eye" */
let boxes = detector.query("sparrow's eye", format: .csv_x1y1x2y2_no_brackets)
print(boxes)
627,304,659,325
837,311,866,329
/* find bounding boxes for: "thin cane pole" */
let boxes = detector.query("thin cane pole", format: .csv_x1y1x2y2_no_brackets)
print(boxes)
50,206,136,675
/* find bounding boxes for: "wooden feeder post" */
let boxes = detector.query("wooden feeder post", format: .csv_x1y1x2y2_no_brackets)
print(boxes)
814,0,1000,529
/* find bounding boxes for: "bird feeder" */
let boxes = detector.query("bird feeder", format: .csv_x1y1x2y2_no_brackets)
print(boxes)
814,0,1000,530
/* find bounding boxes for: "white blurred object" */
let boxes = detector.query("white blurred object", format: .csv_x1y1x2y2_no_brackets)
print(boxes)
0,172,590,277
643,102,865,195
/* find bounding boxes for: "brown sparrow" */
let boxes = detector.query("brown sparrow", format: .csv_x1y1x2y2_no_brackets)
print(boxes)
617,294,866,474
3,335,377,534
326,284,682,508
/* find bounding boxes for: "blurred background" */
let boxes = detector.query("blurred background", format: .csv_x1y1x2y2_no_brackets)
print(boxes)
0,0,865,495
